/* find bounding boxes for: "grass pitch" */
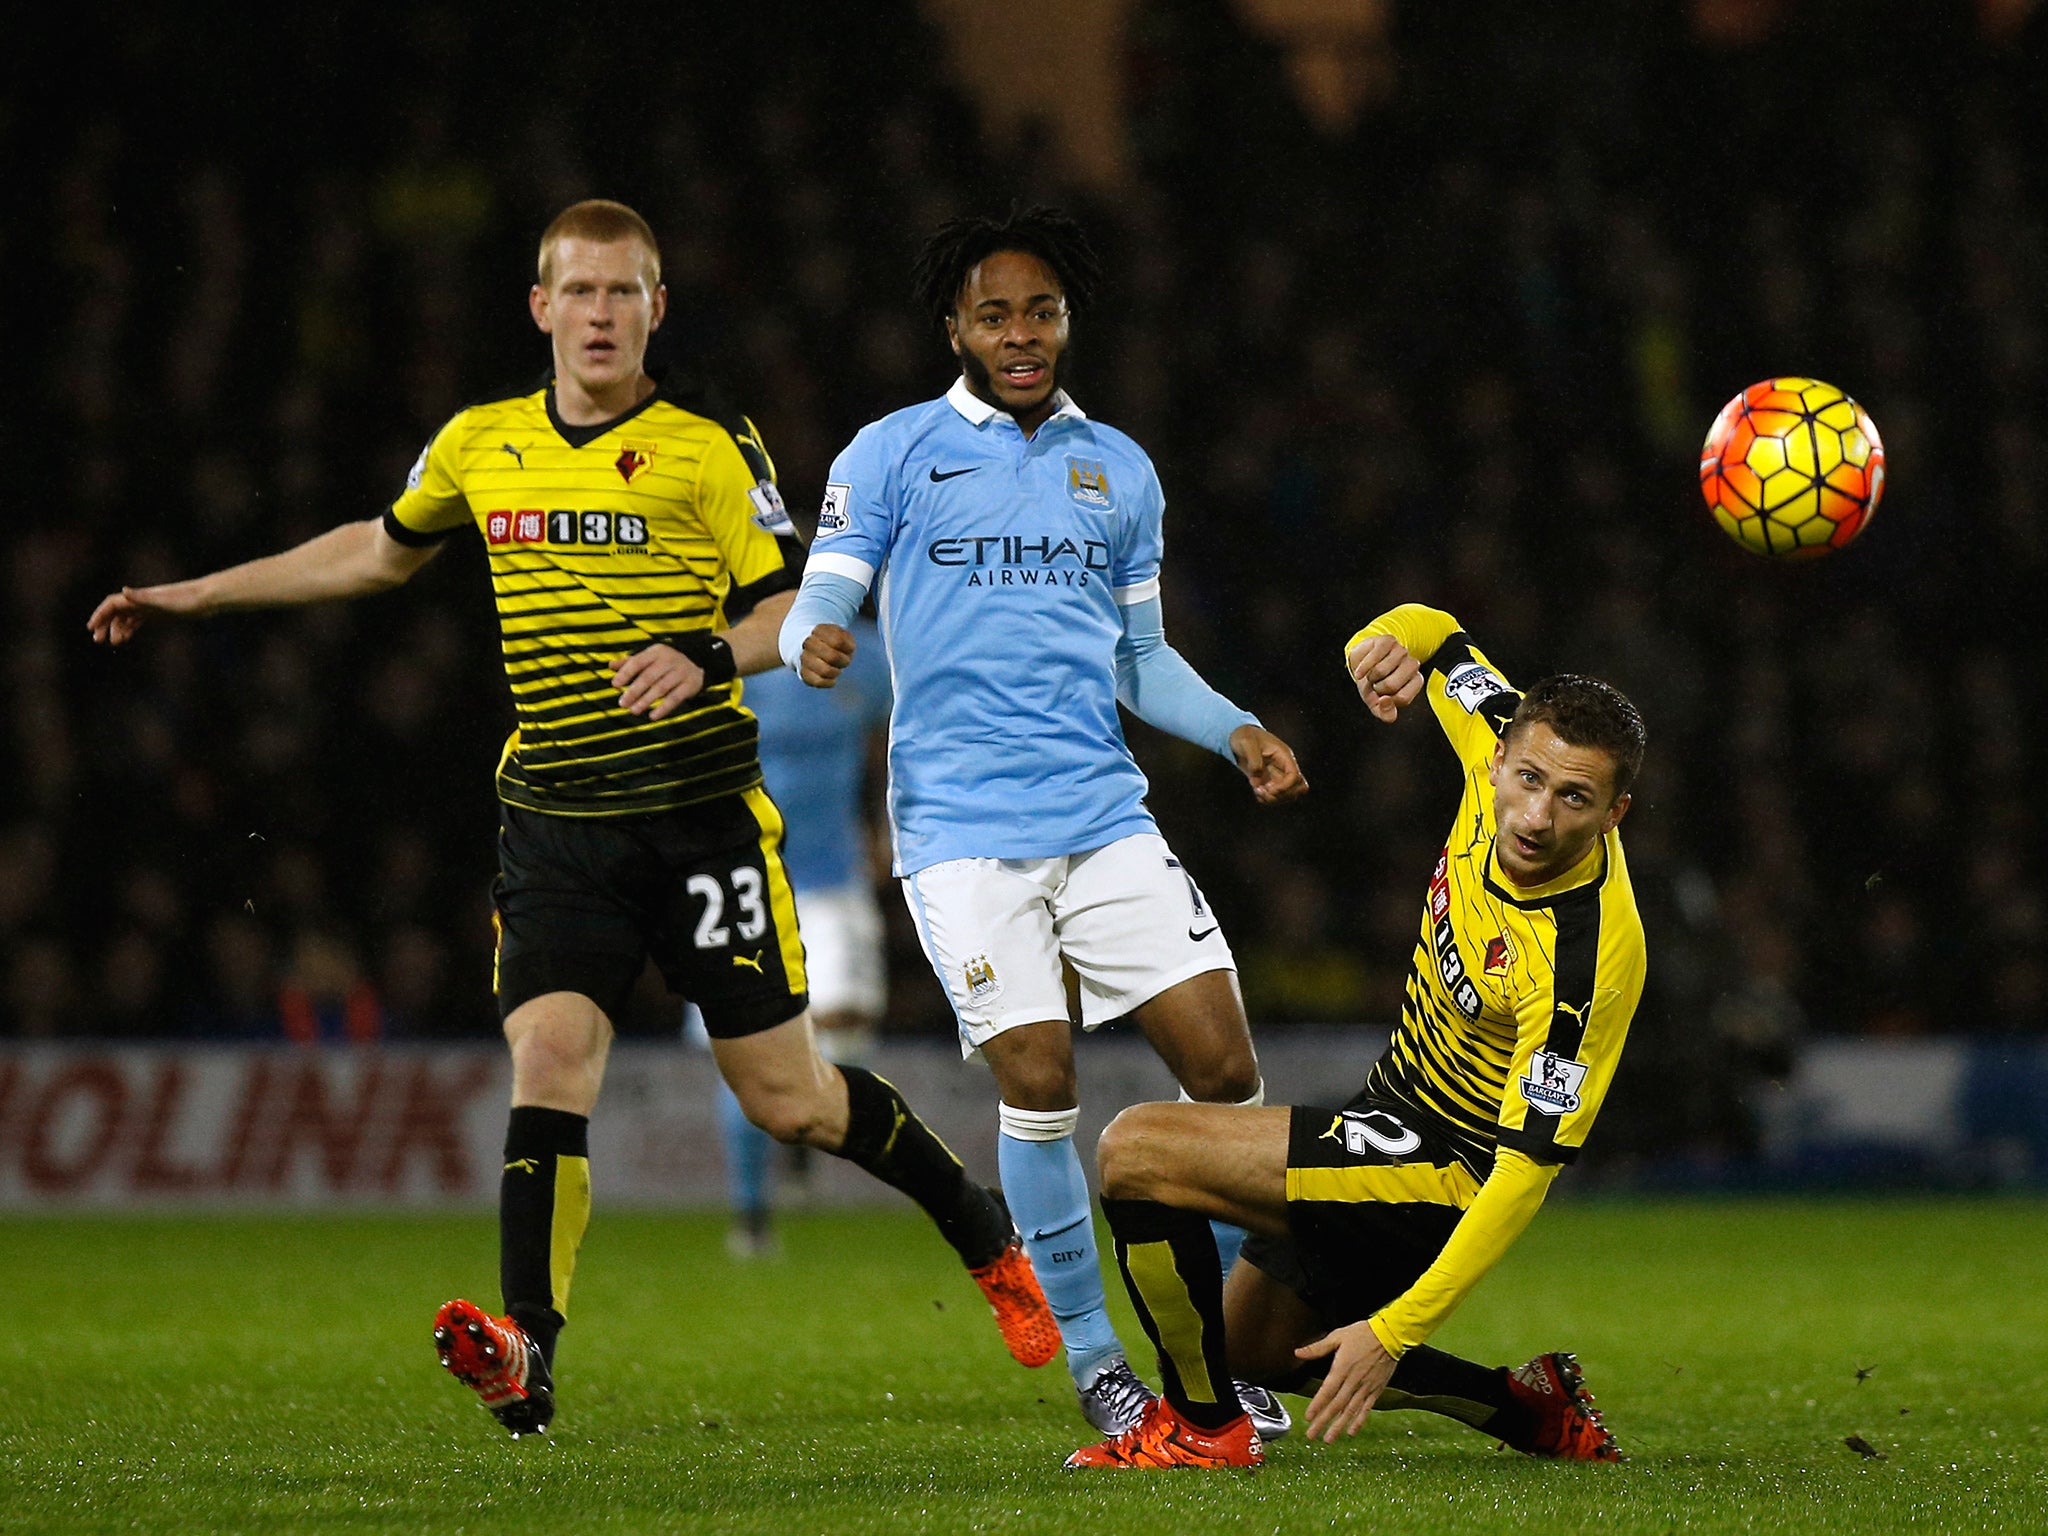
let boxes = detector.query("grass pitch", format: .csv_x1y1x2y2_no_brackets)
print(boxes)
5,1199,2044,1534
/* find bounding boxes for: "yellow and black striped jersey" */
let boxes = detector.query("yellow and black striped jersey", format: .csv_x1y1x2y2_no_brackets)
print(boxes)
385,379,802,818
1349,605,1647,1169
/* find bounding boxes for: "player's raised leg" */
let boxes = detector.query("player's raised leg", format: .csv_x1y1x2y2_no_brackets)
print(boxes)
713,1012,1059,1367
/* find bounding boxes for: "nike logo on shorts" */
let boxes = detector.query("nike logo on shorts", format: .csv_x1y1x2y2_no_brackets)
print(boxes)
928,465,980,482
1189,924,1220,942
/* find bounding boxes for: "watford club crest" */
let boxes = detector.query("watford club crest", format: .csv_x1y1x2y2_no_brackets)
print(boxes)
1484,936,1512,976
615,443,655,483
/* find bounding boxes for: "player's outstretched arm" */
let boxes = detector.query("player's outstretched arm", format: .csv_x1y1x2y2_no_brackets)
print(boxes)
88,517,439,646
1344,634,1425,722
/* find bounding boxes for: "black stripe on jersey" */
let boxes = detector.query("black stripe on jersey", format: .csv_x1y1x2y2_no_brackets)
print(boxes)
1497,890,1604,1166
1542,893,1603,1062
726,546,803,621
725,414,775,486
381,507,460,547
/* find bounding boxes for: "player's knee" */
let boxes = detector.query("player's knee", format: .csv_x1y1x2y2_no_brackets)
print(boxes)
734,1081,828,1146
504,1008,606,1099
1096,1102,1174,1200
990,1055,1077,1112
1175,1054,1261,1106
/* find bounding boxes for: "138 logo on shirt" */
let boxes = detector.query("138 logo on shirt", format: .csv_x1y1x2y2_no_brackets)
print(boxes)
484,509,649,549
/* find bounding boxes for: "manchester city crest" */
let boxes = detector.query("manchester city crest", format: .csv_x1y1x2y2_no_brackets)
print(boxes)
1065,457,1113,510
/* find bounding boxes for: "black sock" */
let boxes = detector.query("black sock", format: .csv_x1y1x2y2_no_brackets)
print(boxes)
1102,1196,1245,1432
1380,1344,1529,1439
834,1067,1009,1267
499,1106,591,1366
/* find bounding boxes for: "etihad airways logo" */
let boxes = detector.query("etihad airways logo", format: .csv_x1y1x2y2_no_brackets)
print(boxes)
926,533,1110,590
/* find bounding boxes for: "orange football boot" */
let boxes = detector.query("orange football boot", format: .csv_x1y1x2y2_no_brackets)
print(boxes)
1504,1351,1623,1461
967,1235,1061,1368
433,1298,554,1437
1065,1398,1265,1469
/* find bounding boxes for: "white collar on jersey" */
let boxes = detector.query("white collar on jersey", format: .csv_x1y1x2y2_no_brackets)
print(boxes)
946,375,1088,427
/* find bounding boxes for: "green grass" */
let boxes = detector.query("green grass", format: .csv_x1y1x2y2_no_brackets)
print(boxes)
4,1200,2045,1534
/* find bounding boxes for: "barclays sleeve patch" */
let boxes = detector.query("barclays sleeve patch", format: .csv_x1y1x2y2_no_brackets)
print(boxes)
1443,660,1510,713
817,483,852,538
406,444,429,491
747,481,796,536
1517,1050,1589,1115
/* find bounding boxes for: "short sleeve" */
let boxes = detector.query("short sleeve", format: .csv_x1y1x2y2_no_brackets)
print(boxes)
696,427,794,594
1111,453,1164,601
385,415,473,544
808,425,900,587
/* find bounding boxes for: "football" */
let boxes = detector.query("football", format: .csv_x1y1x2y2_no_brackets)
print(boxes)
1697,377,1885,558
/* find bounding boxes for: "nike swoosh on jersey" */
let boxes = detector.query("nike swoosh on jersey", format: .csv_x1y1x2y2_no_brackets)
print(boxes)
928,465,980,482
1189,924,1220,942
1030,1215,1090,1242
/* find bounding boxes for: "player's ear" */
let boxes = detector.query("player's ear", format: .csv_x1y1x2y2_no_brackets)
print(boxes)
529,284,552,334
1602,790,1631,833
1487,736,1506,786
945,314,961,358
650,283,667,332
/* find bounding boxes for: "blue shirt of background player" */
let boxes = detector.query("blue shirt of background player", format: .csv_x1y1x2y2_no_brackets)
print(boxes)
748,617,890,893
804,380,1169,875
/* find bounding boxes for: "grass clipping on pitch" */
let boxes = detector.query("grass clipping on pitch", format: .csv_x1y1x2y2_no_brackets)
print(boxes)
5,1200,2045,1534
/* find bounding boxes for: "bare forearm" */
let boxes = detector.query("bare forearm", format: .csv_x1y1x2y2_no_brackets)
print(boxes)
192,518,428,614
724,588,797,677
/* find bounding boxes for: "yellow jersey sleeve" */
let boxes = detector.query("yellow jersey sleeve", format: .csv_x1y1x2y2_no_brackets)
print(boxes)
1367,1147,1558,1356
1347,604,1519,773
696,425,794,601
385,413,474,542
1494,864,1646,1163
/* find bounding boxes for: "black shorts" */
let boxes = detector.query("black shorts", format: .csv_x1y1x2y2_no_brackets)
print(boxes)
1238,1096,1487,1327
492,786,809,1038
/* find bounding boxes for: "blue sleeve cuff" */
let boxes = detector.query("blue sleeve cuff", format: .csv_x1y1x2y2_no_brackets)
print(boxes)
778,571,868,671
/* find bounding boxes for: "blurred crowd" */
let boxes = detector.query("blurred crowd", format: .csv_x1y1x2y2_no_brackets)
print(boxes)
5,2,2043,1158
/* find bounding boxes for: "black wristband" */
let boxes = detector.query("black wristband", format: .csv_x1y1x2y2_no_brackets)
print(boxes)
662,631,737,687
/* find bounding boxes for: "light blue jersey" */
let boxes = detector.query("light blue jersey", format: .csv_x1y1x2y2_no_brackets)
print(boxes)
784,379,1254,875
748,618,890,892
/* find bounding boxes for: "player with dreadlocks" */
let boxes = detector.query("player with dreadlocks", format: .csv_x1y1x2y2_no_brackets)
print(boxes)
779,208,1314,1444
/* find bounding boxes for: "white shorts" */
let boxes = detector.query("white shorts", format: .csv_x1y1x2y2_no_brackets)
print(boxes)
901,831,1235,1056
794,882,887,1019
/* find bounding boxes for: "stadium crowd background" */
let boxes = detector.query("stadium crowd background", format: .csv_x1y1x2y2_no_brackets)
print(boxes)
5,1,2043,1163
